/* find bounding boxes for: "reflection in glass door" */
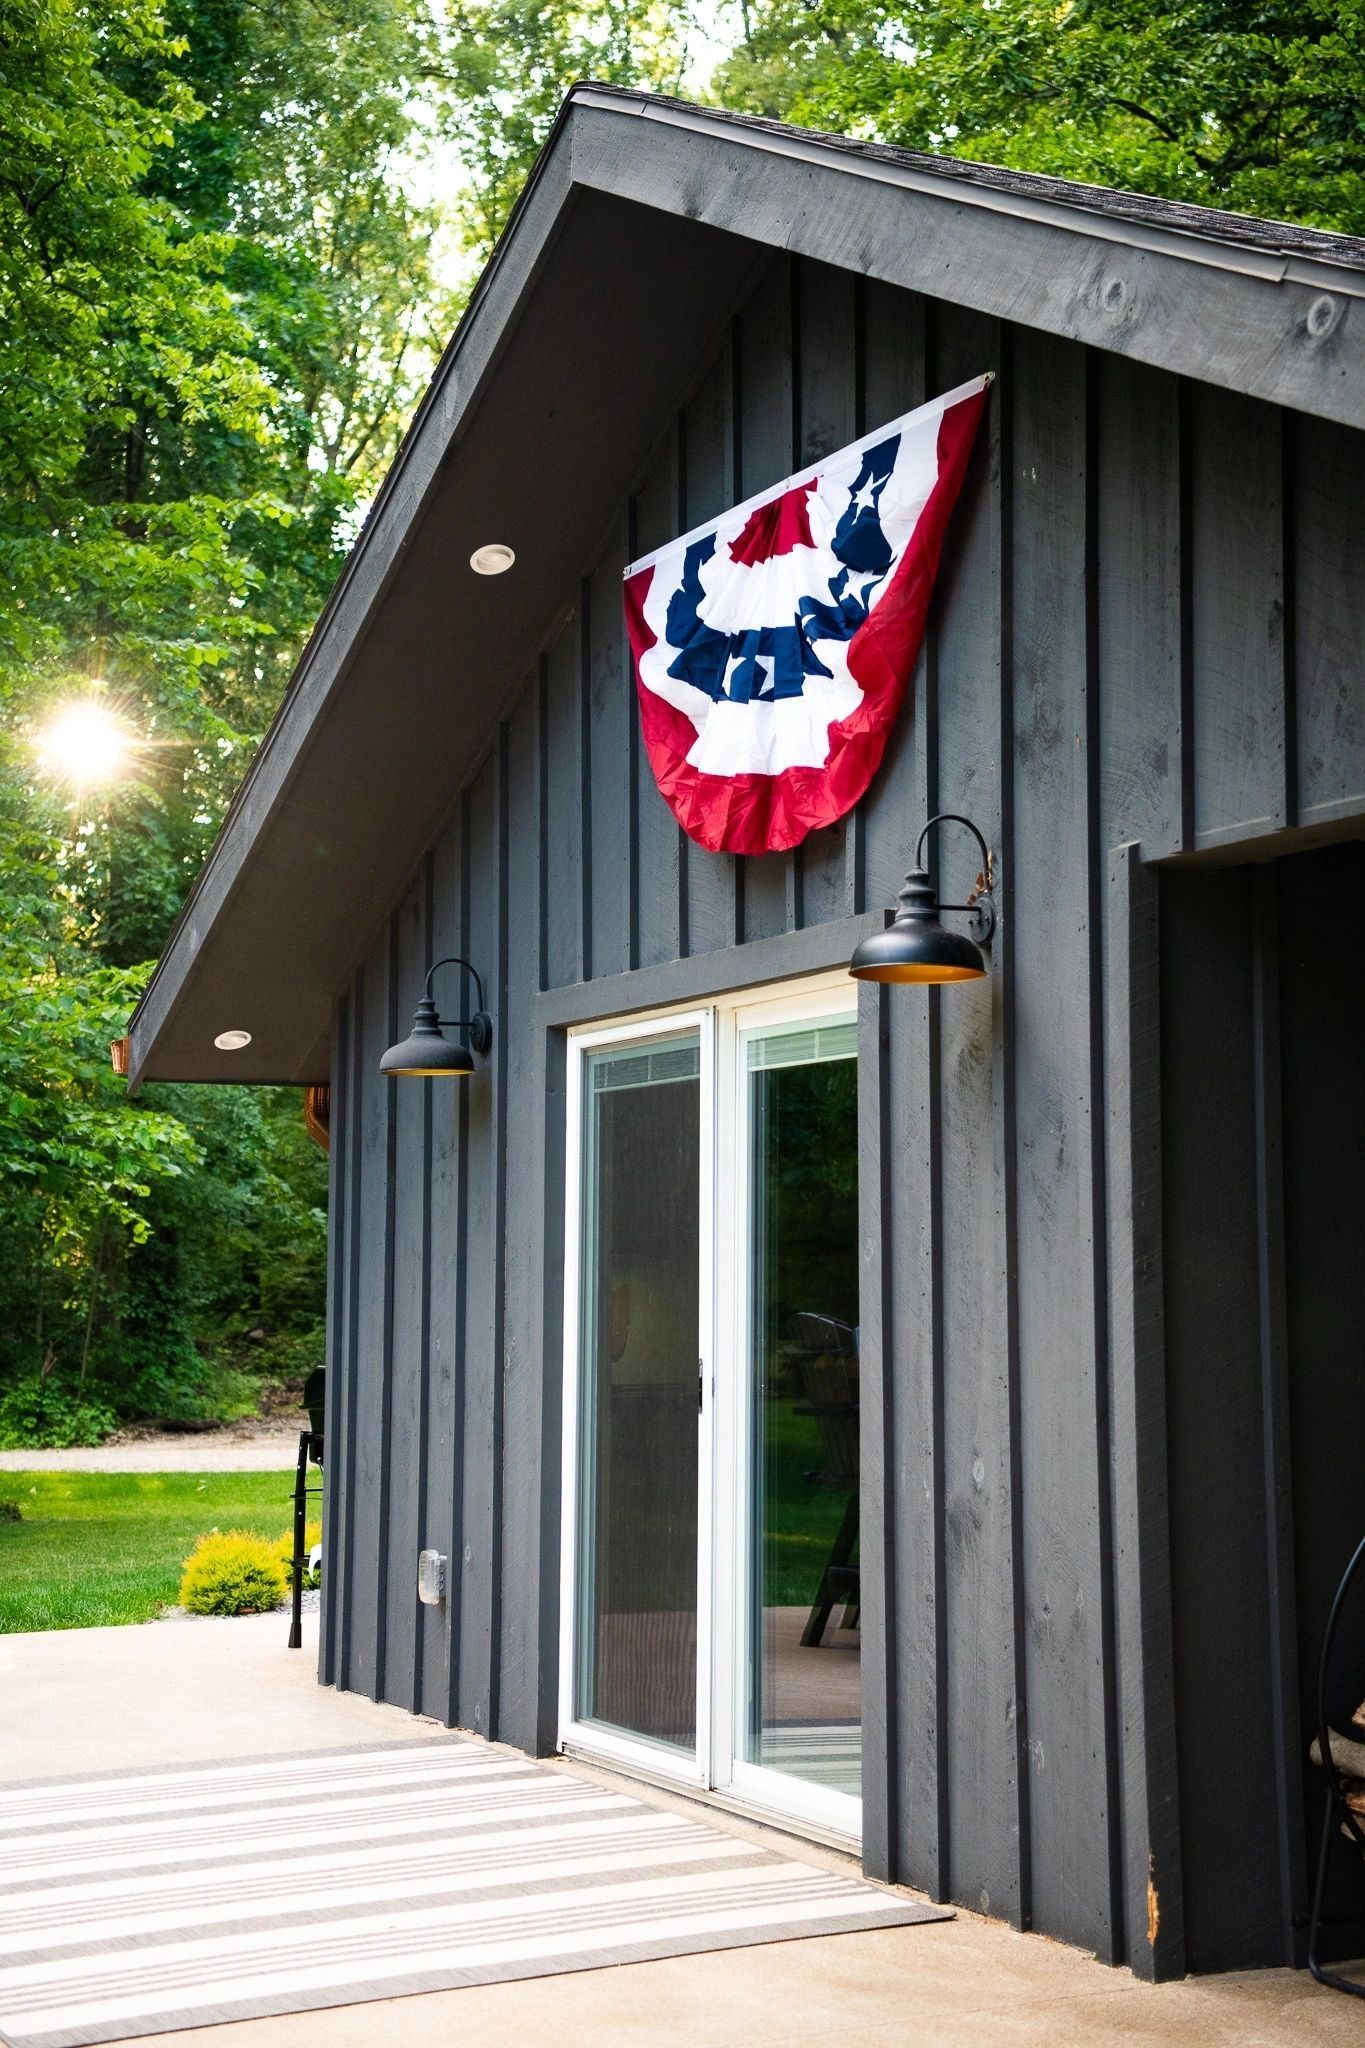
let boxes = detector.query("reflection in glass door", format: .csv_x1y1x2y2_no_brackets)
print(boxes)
728,1007,861,1834
570,1029,701,1763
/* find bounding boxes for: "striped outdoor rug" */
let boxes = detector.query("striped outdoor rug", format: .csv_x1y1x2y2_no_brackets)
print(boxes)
0,1737,947,2047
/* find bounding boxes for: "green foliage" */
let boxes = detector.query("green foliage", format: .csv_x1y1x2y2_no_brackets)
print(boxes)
431,0,693,255
0,1468,296,1629
0,0,422,1432
714,0,1365,234
179,1526,288,1614
0,1375,118,1449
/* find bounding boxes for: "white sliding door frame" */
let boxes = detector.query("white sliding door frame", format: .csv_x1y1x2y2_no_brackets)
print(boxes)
559,973,860,1844
711,979,862,1845
559,1006,714,1791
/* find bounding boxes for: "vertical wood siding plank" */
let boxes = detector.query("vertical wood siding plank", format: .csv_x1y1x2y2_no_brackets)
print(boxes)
589,518,631,980
887,978,950,1902
579,589,594,985
373,916,400,1701
490,725,512,1735
531,1019,569,1755
543,621,581,989
873,960,952,1903
797,259,858,927
337,968,364,1693
320,993,349,1688
932,302,1026,1929
862,284,929,918
347,939,392,1699
1097,358,1183,860
1011,329,1116,1956
1177,386,1196,853
1279,418,1298,833
531,664,564,1757
412,854,437,1714
498,683,543,1752
1294,415,1365,828
632,440,683,967
427,807,464,1724
997,330,1032,1939
1190,390,1286,848
680,345,739,954
383,874,429,1712
1085,361,1127,1968
448,817,472,1731
456,753,502,1736
736,253,796,940
1106,845,1184,1982
860,279,948,1900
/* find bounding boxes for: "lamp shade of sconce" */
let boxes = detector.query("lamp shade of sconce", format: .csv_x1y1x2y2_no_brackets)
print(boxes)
378,957,493,1077
850,813,997,986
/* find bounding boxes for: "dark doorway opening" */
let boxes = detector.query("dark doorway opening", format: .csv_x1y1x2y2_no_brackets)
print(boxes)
1161,839,1365,1973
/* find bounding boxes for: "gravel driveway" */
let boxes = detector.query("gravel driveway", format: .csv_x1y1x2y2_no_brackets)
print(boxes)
0,1427,303,1472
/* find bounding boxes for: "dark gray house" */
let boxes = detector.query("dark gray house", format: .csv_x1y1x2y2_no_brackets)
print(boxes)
128,88,1365,1983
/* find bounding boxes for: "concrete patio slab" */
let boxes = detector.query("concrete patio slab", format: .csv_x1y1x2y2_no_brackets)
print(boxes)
1,1615,1358,2045
0,1612,414,1777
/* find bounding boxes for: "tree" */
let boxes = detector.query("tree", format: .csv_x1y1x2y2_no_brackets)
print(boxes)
0,0,444,1433
429,0,694,255
714,0,1365,235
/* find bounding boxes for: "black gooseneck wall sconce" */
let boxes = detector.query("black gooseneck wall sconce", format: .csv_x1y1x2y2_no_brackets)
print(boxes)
378,956,494,1078
849,813,997,985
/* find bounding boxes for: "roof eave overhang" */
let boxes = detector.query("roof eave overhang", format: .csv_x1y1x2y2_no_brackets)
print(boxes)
569,89,1365,421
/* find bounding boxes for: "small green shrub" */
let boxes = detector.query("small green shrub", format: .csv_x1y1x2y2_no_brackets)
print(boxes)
0,1499,22,1522
274,1521,322,1588
0,1376,117,1450
179,1530,288,1616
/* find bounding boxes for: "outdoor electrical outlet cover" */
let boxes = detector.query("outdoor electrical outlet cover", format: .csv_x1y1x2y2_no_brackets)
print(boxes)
417,1549,447,1605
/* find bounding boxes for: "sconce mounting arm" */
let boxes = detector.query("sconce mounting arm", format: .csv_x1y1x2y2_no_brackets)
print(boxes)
423,955,493,1056
914,813,996,907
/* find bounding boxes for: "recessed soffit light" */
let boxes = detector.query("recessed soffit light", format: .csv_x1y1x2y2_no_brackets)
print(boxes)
214,1029,252,1051
470,543,515,576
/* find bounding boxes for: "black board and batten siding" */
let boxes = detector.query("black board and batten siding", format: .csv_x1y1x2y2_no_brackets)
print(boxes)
320,248,1365,1977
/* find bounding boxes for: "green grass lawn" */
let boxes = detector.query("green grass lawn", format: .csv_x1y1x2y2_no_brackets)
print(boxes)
761,1397,857,1609
0,1471,300,1633
0,1406,847,1635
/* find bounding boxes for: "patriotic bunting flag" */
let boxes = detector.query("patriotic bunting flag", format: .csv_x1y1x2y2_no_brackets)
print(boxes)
624,373,991,855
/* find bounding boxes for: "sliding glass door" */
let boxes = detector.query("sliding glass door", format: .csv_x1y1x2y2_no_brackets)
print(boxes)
562,980,860,1839
562,1019,708,1775
725,1001,861,1829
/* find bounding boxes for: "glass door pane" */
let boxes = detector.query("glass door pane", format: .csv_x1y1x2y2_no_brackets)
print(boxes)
741,1017,861,1804
575,1032,700,1755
